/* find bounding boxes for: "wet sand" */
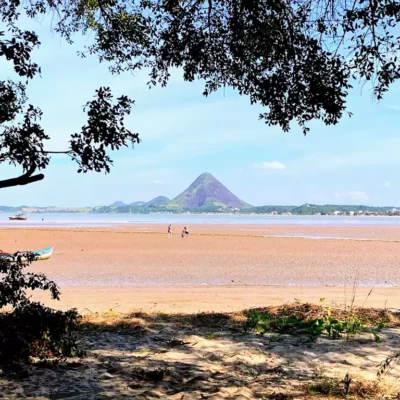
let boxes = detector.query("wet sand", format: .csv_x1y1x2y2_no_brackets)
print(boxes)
2,225,400,312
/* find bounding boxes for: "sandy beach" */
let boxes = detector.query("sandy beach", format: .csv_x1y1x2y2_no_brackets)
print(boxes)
3,224,400,399
1,224,400,312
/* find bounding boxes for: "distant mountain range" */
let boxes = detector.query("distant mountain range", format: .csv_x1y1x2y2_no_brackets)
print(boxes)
103,172,251,213
2,172,400,215
109,200,147,207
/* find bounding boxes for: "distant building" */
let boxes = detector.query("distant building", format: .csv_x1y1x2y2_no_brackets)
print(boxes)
388,208,400,216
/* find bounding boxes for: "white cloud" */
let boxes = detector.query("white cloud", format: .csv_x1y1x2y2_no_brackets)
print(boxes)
383,182,390,188
334,191,370,202
154,180,165,184
253,161,287,170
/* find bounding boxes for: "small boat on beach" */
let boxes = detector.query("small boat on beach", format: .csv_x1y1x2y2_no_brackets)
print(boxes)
32,246,54,260
0,246,54,261
9,212,27,221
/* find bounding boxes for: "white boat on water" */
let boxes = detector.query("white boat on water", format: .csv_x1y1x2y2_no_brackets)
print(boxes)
9,212,27,221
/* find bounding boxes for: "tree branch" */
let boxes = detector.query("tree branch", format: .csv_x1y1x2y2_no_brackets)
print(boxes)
0,166,44,189
41,150,72,155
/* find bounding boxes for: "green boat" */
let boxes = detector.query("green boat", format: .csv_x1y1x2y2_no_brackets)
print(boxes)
0,246,54,261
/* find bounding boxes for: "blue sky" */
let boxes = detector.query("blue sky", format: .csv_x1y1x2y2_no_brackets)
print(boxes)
0,17,400,207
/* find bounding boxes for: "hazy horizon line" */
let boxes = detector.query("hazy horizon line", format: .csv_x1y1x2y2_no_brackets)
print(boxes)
2,203,400,209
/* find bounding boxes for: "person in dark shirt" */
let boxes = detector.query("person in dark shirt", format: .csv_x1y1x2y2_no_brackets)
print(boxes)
182,226,189,237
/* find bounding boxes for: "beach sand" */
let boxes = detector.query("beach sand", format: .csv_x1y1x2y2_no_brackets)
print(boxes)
2,305,400,399
1,224,400,312
3,225,400,399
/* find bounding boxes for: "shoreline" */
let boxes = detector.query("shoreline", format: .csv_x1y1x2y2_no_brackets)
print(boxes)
4,223,400,233
5,210,400,216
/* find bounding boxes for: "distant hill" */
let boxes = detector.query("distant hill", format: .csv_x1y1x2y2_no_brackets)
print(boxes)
0,205,22,212
170,172,251,209
241,204,398,215
146,196,170,207
129,201,146,206
110,201,126,207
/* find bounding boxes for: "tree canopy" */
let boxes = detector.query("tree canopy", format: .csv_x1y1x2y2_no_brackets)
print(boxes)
1,0,399,188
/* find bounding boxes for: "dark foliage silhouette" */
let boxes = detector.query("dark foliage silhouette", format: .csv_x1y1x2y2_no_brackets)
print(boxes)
0,253,82,368
1,0,399,190
0,2,139,189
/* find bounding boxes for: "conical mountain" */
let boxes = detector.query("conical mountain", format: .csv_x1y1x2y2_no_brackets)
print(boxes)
171,172,251,209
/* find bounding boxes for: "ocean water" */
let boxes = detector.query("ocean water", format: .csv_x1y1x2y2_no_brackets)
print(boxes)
1,212,400,228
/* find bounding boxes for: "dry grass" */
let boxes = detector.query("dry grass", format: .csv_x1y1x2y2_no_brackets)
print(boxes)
81,303,400,334
81,308,245,332
305,375,400,399
80,309,149,335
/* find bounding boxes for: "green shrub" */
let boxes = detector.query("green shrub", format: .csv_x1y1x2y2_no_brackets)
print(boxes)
244,310,272,334
244,308,385,342
0,252,82,369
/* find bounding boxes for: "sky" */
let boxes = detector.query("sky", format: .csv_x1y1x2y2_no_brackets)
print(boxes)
0,17,400,207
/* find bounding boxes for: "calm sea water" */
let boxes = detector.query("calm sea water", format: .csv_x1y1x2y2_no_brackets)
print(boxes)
1,212,400,228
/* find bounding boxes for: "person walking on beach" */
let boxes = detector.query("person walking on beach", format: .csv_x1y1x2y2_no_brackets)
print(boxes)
168,224,172,238
182,226,189,238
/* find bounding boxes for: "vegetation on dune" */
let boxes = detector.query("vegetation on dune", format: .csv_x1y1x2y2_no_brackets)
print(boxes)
243,305,387,342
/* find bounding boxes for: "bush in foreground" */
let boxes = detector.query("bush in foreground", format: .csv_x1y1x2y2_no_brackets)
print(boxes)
0,252,82,369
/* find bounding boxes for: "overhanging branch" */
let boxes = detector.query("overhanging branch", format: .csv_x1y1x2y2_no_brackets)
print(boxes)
0,150,74,189
0,166,44,189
